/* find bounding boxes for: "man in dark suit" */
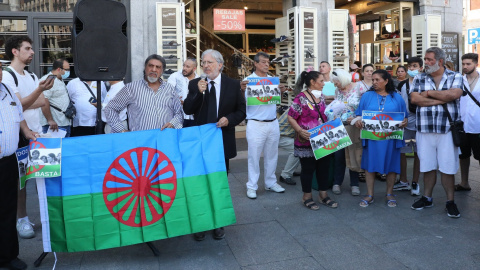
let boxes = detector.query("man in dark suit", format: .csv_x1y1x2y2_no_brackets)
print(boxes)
183,49,246,241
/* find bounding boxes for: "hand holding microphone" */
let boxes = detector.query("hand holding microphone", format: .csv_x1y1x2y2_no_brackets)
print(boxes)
198,74,208,94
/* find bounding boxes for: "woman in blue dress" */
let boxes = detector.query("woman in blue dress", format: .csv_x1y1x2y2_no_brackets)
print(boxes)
354,70,408,207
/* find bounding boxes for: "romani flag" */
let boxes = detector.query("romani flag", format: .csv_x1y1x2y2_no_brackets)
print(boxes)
37,124,236,252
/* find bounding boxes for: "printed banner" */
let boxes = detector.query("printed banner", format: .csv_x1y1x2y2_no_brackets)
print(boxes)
16,138,62,189
246,77,281,106
361,111,405,140
36,124,236,253
309,118,352,160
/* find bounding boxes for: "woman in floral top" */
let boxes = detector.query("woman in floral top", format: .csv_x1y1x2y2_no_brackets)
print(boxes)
288,71,338,210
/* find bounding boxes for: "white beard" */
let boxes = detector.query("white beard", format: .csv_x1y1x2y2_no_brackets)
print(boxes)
425,62,440,74
147,76,158,83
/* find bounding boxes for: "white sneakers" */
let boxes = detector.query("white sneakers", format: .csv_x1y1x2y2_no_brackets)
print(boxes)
265,183,285,193
246,188,257,199
247,183,285,199
351,186,360,196
332,185,341,195
17,219,35,239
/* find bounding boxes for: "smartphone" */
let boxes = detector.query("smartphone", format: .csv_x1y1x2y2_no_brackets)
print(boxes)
89,97,97,103
46,75,56,82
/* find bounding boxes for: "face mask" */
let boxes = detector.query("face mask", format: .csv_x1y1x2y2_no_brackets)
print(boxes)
61,71,70,80
311,90,322,99
407,69,419,77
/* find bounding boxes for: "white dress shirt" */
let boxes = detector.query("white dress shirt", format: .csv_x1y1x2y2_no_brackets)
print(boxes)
167,71,199,120
102,81,127,122
67,78,106,127
461,71,480,133
207,74,222,117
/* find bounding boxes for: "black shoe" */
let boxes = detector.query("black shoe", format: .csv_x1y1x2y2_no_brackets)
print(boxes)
0,258,27,270
446,201,461,218
193,232,206,241
279,176,296,185
213,227,225,240
411,196,433,210
293,172,301,177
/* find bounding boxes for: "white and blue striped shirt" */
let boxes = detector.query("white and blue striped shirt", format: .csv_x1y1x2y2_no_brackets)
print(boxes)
0,83,24,158
104,79,183,133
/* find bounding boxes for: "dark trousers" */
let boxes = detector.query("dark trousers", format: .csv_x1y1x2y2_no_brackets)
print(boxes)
300,155,332,193
71,126,96,137
225,158,230,174
183,119,195,128
333,148,360,187
0,154,19,264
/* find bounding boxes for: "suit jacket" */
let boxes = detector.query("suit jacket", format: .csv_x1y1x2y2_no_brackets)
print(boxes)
183,74,246,159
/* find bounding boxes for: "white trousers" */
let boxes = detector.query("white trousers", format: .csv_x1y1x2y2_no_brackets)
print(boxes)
246,120,280,190
416,131,459,175
278,136,300,178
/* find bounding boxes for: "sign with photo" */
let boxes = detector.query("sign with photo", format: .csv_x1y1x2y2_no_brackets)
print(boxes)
360,111,404,140
246,77,281,106
309,118,352,160
16,138,62,188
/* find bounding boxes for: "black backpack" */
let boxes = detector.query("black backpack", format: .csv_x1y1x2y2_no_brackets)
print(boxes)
397,80,416,113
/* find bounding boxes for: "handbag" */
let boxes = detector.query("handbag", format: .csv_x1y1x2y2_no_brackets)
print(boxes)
50,101,76,120
442,103,466,147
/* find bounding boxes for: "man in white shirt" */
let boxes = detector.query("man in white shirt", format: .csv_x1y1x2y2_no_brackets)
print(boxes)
67,78,106,136
2,35,54,240
102,80,127,134
319,61,335,105
39,58,72,137
456,53,480,192
240,52,286,199
167,58,199,127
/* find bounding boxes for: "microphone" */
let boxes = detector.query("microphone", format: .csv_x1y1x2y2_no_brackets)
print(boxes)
200,74,207,95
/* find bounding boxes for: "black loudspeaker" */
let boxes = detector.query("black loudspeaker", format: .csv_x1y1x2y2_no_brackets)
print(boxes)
73,0,127,81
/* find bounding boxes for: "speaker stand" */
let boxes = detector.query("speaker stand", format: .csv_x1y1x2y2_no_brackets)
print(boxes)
33,242,159,267
95,80,103,135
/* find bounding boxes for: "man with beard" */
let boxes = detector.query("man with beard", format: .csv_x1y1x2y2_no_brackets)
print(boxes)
167,58,199,127
410,47,465,218
3,35,54,240
455,53,480,192
105,54,183,132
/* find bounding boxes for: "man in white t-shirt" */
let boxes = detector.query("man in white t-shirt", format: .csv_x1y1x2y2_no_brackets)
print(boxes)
319,61,335,105
2,35,54,240
67,78,106,136
39,58,72,137
167,58,199,127
456,53,480,192
102,80,127,133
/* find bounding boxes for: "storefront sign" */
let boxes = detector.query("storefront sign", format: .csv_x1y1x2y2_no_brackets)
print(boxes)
213,9,245,31
162,8,176,27
442,32,459,71
304,12,313,29
468,28,480,44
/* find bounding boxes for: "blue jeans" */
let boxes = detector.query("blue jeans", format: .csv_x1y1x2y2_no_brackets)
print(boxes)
42,125,71,137
333,148,359,187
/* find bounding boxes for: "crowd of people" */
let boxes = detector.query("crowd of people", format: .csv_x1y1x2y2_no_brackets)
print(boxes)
1,33,479,270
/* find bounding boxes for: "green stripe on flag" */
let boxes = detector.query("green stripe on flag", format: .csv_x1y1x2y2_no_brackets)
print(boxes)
361,130,403,140
247,96,281,106
47,171,235,252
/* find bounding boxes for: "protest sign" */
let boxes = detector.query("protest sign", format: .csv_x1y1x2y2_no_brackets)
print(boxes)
361,110,404,140
246,77,281,106
309,118,352,159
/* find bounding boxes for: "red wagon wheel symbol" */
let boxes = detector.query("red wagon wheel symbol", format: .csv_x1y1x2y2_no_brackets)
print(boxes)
103,147,177,227
26,141,46,175
319,124,338,150
256,78,274,102
372,114,393,138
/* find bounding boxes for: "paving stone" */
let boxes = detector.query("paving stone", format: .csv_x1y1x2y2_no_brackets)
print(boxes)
156,245,240,270
242,256,324,270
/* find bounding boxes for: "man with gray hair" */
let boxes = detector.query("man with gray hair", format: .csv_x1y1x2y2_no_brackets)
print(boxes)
184,49,246,241
410,47,465,218
105,54,183,132
240,51,287,199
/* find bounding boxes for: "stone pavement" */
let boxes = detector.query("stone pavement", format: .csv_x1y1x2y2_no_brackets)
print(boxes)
14,137,480,270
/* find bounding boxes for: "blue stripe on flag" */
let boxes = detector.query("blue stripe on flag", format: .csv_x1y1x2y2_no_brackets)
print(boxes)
45,124,226,197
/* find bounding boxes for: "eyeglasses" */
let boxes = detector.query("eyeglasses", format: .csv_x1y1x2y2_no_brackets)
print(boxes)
201,60,216,67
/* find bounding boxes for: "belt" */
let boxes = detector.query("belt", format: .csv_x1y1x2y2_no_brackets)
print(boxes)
250,119,276,122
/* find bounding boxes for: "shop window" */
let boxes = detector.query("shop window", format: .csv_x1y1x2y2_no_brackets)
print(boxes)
0,18,27,60
472,0,480,10
38,23,73,78
247,33,275,54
